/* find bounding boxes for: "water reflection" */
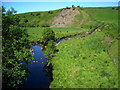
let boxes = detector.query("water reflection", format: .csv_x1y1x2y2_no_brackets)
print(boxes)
22,45,52,89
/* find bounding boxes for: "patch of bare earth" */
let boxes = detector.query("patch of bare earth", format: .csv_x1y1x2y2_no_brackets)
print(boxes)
51,8,80,27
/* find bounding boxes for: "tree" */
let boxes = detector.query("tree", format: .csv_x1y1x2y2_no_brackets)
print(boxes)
72,5,75,10
36,13,40,16
44,40,56,60
112,7,114,10
48,11,53,14
42,28,55,45
77,5,80,8
24,18,28,23
72,5,75,8
2,6,33,89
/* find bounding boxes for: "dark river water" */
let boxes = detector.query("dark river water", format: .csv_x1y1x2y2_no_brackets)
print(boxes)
22,46,51,89
22,37,78,89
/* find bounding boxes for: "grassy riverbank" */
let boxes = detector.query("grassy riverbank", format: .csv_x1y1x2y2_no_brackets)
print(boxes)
50,31,118,88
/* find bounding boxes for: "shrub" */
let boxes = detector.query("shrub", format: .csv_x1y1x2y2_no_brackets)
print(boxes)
2,7,33,88
112,8,114,10
72,5,75,8
30,13,33,15
44,40,56,60
73,8,75,10
48,11,53,14
41,23,50,27
42,28,55,45
66,7,70,9
36,13,40,16
77,5,80,8
24,19,28,23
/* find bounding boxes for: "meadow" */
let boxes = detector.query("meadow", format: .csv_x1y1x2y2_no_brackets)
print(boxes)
26,27,90,43
50,31,118,88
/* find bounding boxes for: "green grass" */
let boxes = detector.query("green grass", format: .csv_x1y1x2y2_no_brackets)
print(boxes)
16,9,62,27
50,31,118,88
26,27,90,43
82,7,118,38
110,40,118,65
84,7,118,25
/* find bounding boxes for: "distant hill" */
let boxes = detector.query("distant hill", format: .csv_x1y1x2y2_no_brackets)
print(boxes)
16,7,118,29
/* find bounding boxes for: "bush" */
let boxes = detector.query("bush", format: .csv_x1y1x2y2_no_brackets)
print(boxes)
24,19,28,23
77,5,80,8
48,11,53,14
44,40,56,60
36,13,40,16
72,5,75,8
73,8,75,10
66,7,70,9
2,7,33,88
112,8,114,10
42,28,55,45
41,23,50,27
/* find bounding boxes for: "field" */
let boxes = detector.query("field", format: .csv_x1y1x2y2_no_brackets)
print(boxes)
16,9,62,27
50,31,118,88
26,27,89,43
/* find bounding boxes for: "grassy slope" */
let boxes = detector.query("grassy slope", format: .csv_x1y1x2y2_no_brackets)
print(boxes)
16,9,62,27
84,7,118,25
50,31,118,88
69,7,100,29
84,7,118,38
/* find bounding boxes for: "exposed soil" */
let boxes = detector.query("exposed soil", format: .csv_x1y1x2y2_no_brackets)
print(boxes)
51,8,80,27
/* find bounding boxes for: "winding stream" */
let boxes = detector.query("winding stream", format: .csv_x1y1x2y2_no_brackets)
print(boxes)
22,39,66,89
22,24,104,88
22,46,51,88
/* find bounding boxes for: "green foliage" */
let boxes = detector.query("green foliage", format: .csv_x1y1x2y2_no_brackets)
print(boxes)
77,5,80,8
44,40,56,60
2,7,33,88
36,13,40,16
72,5,75,8
48,11,53,14
42,28,55,45
41,23,50,27
24,18,28,23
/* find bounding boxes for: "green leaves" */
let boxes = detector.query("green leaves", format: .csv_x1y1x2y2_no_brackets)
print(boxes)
42,28,55,45
2,7,33,88
44,40,56,60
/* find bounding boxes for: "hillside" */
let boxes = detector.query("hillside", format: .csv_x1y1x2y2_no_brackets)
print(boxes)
16,9,62,27
16,7,118,28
